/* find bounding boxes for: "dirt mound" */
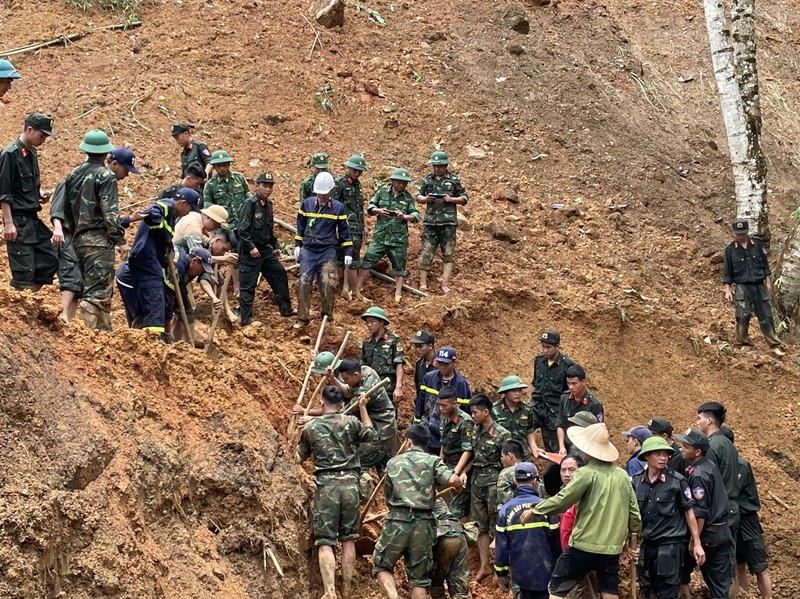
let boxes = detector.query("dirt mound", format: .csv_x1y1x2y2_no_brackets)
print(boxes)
2,0,800,596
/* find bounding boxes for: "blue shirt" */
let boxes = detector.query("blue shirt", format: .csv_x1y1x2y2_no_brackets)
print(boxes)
127,199,176,281
626,451,645,478
417,369,471,451
495,485,560,591
295,195,352,254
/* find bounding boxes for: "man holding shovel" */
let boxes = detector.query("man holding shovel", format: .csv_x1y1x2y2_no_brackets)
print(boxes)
297,386,376,599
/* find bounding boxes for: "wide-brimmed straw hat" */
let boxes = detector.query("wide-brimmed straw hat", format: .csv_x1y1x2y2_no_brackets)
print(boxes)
567,422,619,462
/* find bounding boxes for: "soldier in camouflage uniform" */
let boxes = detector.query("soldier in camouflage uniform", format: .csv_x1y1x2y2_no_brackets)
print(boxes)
49,179,82,323
56,132,136,330
203,150,249,230
356,168,420,302
437,385,474,519
493,375,540,459
299,152,330,205
497,439,525,509
328,358,398,496
331,154,368,299
372,424,463,599
416,151,467,294
297,385,377,599
468,394,512,582
360,306,406,409
430,498,470,599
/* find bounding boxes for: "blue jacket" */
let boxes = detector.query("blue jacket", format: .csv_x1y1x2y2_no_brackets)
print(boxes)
417,369,471,451
296,195,352,255
127,199,176,281
495,486,561,592
626,451,645,478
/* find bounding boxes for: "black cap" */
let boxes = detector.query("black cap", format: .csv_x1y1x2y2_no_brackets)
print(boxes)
539,330,560,345
255,172,275,184
25,112,54,137
731,219,749,233
171,123,190,136
411,330,435,344
648,417,673,436
675,428,710,452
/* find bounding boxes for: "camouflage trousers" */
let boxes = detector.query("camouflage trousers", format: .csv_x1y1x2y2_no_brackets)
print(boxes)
361,239,409,277
444,457,471,518
75,243,116,332
419,225,457,270
313,474,361,547
57,237,83,295
470,482,499,534
373,513,436,588
430,533,470,599
297,247,338,322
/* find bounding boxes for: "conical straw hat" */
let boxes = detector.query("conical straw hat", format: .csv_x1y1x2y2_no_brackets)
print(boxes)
567,422,619,462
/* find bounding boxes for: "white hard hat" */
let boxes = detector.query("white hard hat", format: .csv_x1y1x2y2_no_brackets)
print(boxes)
313,171,336,195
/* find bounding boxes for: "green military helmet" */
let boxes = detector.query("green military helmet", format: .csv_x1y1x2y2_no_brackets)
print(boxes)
309,152,329,168
428,150,450,165
311,351,341,375
498,375,528,394
78,129,115,154
360,306,389,324
637,436,675,461
210,150,234,164
389,167,413,182
344,154,369,171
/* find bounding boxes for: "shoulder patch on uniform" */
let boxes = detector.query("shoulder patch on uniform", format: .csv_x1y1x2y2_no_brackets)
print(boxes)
684,486,692,500
202,148,211,156
692,487,705,501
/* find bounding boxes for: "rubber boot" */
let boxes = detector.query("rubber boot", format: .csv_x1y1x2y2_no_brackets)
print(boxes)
296,276,312,324
734,321,751,346
78,300,101,330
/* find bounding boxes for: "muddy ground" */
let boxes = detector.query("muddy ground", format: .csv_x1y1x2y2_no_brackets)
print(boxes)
1,0,799,597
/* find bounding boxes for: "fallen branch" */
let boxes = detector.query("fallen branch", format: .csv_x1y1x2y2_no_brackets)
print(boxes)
301,14,322,60
0,22,142,57
768,491,791,510
273,218,426,297
130,97,151,132
265,543,284,577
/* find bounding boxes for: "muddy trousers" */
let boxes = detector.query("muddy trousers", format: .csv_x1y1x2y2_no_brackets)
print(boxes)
75,243,116,332
430,534,469,599
297,247,337,322
239,251,292,323
733,282,781,347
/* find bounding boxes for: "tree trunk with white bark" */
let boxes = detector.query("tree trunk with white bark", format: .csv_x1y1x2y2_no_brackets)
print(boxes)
704,0,770,244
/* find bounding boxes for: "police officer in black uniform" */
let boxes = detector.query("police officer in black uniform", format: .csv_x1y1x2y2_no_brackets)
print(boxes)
159,161,206,200
171,123,213,180
676,429,733,599
648,417,688,476
632,436,705,599
236,172,293,324
722,218,783,353
411,330,437,423
0,112,59,291
530,330,574,452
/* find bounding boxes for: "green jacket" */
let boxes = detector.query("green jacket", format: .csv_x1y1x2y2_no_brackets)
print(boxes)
331,174,364,236
384,447,453,512
492,399,536,455
439,409,475,465
63,160,125,247
418,171,468,227
361,330,405,379
297,413,378,484
367,185,420,246
471,421,512,486
203,171,249,229
343,365,397,441
534,460,642,555
496,465,516,509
